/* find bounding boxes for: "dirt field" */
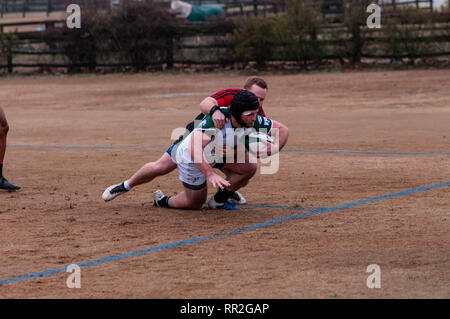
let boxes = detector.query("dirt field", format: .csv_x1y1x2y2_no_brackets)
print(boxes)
0,69,449,299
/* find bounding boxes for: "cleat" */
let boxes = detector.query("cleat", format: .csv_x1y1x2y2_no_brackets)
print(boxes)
153,189,165,207
208,196,241,210
0,177,20,191
228,191,246,205
102,182,128,201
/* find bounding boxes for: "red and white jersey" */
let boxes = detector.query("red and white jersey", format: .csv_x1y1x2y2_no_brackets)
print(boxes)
210,88,266,117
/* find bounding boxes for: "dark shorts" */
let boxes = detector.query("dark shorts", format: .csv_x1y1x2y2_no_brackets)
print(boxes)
182,181,207,190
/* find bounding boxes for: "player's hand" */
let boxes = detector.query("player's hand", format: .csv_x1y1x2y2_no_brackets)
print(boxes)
207,172,230,190
212,110,227,130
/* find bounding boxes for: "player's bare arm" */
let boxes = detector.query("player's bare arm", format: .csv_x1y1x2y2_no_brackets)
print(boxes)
271,120,289,152
256,120,289,159
199,96,217,114
200,96,227,130
190,130,230,189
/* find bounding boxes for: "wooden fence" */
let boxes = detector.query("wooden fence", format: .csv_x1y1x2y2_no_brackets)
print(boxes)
0,0,66,17
0,10,449,73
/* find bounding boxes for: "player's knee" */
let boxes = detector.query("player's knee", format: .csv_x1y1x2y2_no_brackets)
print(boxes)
185,190,206,209
243,163,257,178
226,162,257,177
185,197,204,209
249,163,257,175
188,201,204,210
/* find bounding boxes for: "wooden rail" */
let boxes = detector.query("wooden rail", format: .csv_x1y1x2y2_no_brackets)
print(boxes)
0,8,448,73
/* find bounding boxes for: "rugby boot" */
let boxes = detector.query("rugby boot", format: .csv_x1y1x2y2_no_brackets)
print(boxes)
208,195,241,210
102,182,128,201
228,190,246,205
0,177,20,190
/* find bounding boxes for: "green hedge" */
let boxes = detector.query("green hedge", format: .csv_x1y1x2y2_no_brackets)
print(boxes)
0,33,18,72
230,0,450,68
47,1,178,72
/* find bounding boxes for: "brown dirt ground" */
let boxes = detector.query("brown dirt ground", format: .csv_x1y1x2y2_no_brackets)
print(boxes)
0,70,449,299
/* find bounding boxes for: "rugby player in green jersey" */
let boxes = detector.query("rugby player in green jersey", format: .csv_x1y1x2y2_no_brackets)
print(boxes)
153,90,289,210
103,77,271,205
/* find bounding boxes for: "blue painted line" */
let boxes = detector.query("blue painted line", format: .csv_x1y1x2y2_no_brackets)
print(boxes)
1,180,449,287
8,144,165,151
242,203,324,210
7,144,450,156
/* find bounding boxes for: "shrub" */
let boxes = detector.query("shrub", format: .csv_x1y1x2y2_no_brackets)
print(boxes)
108,1,178,71
46,5,104,73
342,0,372,64
285,0,324,68
382,7,440,65
47,0,178,72
0,33,18,73
231,15,289,69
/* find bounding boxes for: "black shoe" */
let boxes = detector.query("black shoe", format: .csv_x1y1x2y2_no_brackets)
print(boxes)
153,190,170,207
228,191,246,204
0,177,21,190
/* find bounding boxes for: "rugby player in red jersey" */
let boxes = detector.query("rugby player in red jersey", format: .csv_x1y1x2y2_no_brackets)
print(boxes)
102,77,273,207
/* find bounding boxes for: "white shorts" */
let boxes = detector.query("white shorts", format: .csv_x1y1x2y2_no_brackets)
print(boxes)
175,130,219,188
177,161,207,187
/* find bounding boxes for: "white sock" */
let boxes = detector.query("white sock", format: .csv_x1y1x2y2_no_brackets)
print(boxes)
123,180,132,191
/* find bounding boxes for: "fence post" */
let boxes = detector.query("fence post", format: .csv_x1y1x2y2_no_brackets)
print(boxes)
7,51,12,73
253,0,258,16
166,37,174,69
47,0,52,17
23,0,28,18
45,20,55,31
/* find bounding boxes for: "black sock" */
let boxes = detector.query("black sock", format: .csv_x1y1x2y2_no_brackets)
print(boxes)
156,196,171,208
214,188,232,203
0,163,3,178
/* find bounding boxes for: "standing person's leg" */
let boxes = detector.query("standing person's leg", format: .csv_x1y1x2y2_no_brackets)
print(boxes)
0,106,20,190
0,107,7,165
